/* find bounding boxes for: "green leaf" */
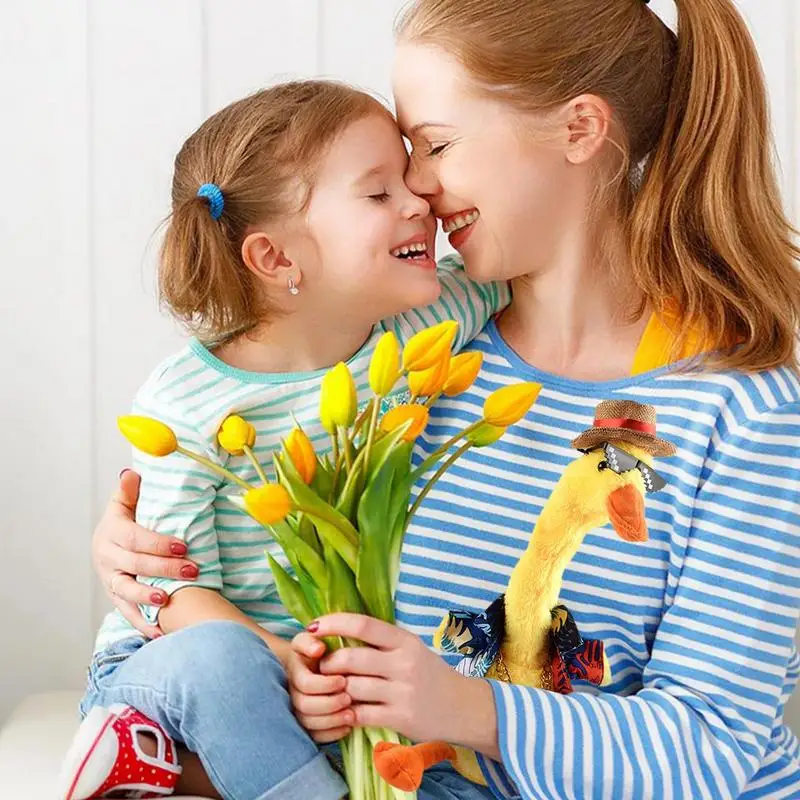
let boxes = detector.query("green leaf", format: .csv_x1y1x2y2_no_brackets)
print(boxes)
356,443,413,622
325,544,364,617
365,421,413,483
266,554,315,627
274,453,359,571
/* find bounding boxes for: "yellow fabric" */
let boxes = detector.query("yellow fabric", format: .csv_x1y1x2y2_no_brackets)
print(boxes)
630,310,707,376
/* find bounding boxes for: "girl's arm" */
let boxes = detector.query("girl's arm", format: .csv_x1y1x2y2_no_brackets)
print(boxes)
158,586,290,663
383,254,510,351
125,387,291,661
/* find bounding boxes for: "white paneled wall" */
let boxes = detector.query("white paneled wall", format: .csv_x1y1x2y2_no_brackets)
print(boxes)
1,1,797,731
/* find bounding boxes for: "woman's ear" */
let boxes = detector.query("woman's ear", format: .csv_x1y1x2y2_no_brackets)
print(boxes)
241,231,293,285
564,94,613,165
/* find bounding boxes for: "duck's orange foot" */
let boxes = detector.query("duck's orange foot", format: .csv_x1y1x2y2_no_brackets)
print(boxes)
373,741,457,791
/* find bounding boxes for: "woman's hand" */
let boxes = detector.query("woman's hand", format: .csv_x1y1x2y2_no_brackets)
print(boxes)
308,613,500,758
93,469,199,637
288,632,354,744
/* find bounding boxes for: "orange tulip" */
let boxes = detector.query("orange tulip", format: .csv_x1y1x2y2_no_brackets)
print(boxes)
483,383,541,427
442,351,483,397
380,404,430,442
285,428,317,484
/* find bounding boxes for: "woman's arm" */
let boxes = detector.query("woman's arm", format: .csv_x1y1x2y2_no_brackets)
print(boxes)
478,402,800,799
93,469,199,637
312,402,800,799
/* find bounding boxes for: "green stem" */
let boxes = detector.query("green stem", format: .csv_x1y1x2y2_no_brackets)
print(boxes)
329,434,341,503
410,420,482,481
353,398,373,441
406,442,472,530
424,390,443,408
242,445,268,484
360,395,381,490
339,426,353,473
176,446,252,491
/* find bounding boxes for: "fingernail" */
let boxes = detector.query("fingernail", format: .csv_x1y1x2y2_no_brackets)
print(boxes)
180,564,199,579
118,467,132,481
306,620,319,633
151,592,166,605
151,631,163,639
170,542,188,556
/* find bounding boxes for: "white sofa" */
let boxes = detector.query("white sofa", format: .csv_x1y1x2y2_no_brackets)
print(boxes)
0,692,211,799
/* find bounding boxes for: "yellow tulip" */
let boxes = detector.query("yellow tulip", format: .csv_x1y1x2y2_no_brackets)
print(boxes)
442,351,483,397
320,362,357,433
483,382,542,427
244,484,292,526
118,416,177,457
402,321,459,372
380,404,430,442
285,428,317,484
217,415,256,455
408,353,450,398
369,331,400,396
467,422,507,447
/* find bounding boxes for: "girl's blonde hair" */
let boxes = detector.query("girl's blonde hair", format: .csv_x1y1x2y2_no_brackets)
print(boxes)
160,80,388,342
398,0,800,372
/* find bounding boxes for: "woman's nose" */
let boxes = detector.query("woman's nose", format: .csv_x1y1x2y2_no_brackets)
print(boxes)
405,154,440,200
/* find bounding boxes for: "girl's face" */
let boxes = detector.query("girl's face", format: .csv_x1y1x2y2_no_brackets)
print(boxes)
393,43,579,283
286,112,438,323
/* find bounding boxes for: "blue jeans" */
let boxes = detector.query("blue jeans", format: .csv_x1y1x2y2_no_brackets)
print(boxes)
81,621,496,800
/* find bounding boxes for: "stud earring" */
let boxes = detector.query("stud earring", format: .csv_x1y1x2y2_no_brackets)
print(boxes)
288,277,299,296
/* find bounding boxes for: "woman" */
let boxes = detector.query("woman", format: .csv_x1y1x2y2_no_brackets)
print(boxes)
93,0,800,797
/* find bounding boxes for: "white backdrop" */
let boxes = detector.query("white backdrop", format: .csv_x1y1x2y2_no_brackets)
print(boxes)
1,0,798,731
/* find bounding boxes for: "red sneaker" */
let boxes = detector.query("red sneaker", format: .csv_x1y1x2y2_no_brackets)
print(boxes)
58,704,182,799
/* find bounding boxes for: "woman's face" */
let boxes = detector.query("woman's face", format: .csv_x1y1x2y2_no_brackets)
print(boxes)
393,43,579,283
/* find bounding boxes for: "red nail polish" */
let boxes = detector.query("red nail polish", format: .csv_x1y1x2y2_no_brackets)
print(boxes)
180,564,199,579
170,542,188,556
306,620,320,633
151,592,166,605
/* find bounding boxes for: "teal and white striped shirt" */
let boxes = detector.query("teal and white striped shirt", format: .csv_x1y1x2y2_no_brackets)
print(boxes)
93,257,509,652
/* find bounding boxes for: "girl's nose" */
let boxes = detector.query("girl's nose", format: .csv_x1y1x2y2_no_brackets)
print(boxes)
402,188,431,220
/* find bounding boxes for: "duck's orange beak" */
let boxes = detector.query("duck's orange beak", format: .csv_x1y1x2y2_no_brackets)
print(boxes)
607,484,648,542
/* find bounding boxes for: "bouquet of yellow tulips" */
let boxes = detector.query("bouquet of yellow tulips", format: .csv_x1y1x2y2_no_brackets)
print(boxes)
118,320,540,800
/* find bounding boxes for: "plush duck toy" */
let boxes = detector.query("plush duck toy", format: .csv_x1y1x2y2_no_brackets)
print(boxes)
374,400,676,790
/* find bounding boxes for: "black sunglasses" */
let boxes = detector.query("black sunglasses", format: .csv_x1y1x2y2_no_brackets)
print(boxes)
582,442,667,493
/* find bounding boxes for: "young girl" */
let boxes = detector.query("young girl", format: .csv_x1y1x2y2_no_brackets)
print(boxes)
59,80,507,800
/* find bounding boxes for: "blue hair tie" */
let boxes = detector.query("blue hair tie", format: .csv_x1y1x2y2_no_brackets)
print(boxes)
197,183,224,220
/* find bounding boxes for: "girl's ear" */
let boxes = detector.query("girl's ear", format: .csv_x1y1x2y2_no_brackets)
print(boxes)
564,94,613,165
241,231,293,286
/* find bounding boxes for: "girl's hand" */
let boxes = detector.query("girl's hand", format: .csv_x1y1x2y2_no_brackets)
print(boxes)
308,614,500,758
288,632,354,744
93,469,199,637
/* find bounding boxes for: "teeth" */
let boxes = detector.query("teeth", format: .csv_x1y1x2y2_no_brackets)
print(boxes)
443,210,479,234
391,241,428,258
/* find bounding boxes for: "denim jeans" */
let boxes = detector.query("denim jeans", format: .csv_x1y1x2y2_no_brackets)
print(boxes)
81,621,496,800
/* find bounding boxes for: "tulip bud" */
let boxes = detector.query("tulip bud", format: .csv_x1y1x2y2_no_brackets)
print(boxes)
466,422,507,447
379,404,429,442
402,321,458,372
442,351,483,397
408,353,450,398
118,416,178,457
369,331,400,396
217,415,256,456
243,484,292,526
483,383,541,427
285,428,317,485
320,362,357,433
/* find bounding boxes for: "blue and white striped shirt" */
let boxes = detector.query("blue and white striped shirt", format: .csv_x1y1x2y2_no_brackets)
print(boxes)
396,320,800,799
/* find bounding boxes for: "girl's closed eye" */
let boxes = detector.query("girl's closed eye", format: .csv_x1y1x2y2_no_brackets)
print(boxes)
368,190,391,203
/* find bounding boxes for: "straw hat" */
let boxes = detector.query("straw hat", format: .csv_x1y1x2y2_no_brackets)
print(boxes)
571,399,676,457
